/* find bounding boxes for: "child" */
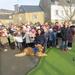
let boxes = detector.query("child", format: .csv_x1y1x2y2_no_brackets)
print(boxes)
48,28,53,47
8,33,15,49
14,32,23,50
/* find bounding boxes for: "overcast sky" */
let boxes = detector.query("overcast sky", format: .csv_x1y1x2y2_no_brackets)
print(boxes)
0,0,40,10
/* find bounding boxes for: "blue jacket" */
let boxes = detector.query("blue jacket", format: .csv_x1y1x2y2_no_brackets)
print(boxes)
49,31,57,41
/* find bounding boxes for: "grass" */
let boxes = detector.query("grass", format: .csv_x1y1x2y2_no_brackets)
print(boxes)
28,43,75,75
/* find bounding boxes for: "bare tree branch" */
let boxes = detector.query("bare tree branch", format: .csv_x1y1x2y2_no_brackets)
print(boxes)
58,0,75,21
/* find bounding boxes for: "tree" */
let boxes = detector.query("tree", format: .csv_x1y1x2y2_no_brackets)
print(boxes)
58,0,75,21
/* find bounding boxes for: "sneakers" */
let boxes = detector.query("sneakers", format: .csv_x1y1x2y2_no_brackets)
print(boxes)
56,46,60,48
68,47,72,50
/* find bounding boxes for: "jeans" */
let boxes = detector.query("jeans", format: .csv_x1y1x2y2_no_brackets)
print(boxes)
16,42,22,50
52,39,56,47
60,40,68,49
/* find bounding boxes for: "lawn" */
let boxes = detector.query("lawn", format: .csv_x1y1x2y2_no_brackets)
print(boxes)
27,43,75,75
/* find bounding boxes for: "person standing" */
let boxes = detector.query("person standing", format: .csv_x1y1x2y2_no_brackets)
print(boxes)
14,31,23,50
67,25,75,50
8,33,15,49
60,21,69,51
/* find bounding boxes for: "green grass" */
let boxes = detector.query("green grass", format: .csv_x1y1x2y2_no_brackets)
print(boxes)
28,43,75,75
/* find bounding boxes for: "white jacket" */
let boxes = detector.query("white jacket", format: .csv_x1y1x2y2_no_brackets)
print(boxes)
14,36,23,43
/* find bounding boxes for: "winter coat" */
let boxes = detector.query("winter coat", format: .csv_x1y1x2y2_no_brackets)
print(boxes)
8,34,15,43
67,26,75,43
61,27,68,41
34,34,45,45
44,31,49,42
23,33,31,44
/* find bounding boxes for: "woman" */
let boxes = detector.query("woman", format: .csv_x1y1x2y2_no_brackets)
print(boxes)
67,25,75,50
34,28,45,53
0,28,8,51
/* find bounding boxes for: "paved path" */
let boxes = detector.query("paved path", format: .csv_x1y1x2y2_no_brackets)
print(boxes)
0,47,39,75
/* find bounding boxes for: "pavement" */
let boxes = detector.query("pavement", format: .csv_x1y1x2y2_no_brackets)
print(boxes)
0,47,39,75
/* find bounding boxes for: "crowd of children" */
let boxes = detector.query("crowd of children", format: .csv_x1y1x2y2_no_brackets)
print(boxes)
0,21,75,52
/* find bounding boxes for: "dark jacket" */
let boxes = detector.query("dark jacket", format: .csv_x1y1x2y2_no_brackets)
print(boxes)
34,34,45,45
61,27,68,41
67,26,75,42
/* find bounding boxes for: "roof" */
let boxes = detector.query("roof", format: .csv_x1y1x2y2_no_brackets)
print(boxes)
19,5,43,13
0,9,14,13
0,9,14,19
0,14,10,19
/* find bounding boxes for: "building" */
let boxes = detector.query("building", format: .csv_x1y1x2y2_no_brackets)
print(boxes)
51,4,75,22
0,9,14,25
39,0,59,21
13,5,44,24
39,0,75,22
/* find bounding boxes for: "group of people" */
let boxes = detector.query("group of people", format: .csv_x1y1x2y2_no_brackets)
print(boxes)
0,21,75,53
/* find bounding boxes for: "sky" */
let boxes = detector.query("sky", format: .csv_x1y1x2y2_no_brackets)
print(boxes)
0,0,40,10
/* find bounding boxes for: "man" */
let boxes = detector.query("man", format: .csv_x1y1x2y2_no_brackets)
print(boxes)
60,21,69,51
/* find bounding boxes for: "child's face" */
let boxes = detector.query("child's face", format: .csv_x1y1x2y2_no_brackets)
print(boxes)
38,30,41,35
63,23,68,28
64,21,68,28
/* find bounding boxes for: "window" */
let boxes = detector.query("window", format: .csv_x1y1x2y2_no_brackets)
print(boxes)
56,10,58,15
61,10,64,15
32,14,37,19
